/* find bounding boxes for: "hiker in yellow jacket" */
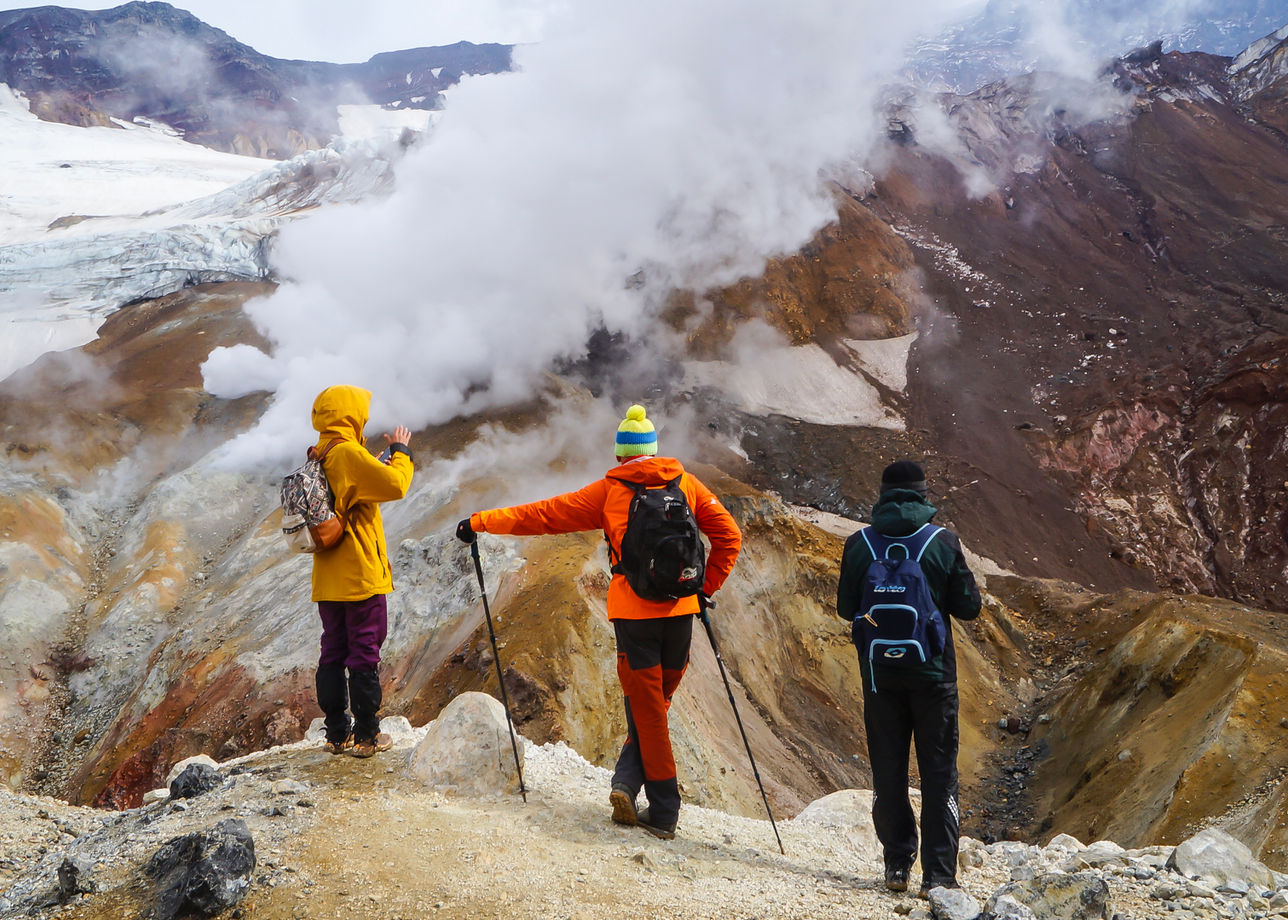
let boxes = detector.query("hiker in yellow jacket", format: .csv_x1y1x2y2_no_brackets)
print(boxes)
310,385,414,757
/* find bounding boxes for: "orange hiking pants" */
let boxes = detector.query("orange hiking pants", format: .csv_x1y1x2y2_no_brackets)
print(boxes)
611,615,693,824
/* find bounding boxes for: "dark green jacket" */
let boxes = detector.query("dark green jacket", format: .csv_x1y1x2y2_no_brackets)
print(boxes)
836,489,981,685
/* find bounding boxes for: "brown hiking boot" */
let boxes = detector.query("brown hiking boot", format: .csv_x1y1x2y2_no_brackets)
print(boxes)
322,734,353,755
610,784,638,826
350,732,392,758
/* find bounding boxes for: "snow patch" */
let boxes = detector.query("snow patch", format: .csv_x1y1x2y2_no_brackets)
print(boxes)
683,338,911,429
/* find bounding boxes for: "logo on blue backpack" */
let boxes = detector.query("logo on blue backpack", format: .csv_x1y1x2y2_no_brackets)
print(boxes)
852,524,948,691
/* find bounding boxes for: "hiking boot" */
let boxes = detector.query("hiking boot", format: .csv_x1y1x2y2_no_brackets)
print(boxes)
918,879,960,899
610,783,639,826
322,734,353,755
350,732,392,758
636,808,677,840
884,864,911,892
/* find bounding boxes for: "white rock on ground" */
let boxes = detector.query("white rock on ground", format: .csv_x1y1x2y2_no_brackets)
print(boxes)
408,690,525,796
1167,827,1279,894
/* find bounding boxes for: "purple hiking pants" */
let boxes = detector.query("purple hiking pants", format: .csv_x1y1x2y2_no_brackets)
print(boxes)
317,595,388,670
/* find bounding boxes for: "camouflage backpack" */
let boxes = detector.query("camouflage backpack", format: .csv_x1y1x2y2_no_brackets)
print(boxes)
280,440,345,553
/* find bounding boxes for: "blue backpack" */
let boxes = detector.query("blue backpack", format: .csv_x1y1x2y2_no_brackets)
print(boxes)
852,524,947,691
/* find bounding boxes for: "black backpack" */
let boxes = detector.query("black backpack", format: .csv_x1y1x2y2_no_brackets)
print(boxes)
608,475,706,601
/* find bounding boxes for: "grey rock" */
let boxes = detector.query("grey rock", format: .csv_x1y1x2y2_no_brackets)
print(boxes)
165,754,219,786
146,818,256,920
985,872,1110,920
1167,828,1278,894
986,894,1038,920
929,886,982,920
57,855,96,899
170,763,223,800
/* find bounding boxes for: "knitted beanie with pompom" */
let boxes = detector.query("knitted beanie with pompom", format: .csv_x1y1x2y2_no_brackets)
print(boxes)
615,405,658,457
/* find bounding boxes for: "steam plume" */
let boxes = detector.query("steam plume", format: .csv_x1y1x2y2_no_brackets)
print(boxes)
201,0,991,468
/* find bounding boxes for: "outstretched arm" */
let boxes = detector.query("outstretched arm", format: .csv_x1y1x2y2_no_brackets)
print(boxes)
473,479,610,536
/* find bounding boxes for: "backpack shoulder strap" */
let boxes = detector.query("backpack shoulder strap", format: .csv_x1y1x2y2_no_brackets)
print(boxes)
898,523,943,561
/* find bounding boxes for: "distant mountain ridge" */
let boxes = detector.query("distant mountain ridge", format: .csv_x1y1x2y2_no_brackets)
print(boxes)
0,1,512,157
907,0,1288,92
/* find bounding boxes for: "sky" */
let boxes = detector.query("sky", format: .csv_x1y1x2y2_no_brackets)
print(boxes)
0,0,554,62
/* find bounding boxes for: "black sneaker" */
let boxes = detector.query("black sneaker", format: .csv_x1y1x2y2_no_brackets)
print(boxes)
610,783,638,826
918,879,961,899
636,808,677,840
884,865,910,892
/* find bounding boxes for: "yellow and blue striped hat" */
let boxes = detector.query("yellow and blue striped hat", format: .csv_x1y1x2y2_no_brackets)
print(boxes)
615,404,658,457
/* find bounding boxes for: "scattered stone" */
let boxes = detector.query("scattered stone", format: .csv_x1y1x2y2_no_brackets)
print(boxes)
1076,840,1129,870
1045,834,1086,854
1151,879,1188,900
630,850,654,869
1268,890,1288,910
270,780,308,796
143,788,171,805
380,715,416,743
170,763,223,801
166,755,220,786
894,901,918,915
985,872,1110,920
57,855,95,899
1117,750,1132,762
986,894,1038,920
959,836,988,869
1166,828,1278,894
408,692,526,796
147,819,255,920
929,885,981,919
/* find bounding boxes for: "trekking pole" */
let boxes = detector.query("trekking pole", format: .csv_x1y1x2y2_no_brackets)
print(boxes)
699,597,785,855
469,539,527,802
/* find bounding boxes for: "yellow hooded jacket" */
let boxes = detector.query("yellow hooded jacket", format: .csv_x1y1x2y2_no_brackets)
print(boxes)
310,385,414,602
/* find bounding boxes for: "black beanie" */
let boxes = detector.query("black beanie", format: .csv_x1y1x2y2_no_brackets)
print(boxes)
880,460,927,496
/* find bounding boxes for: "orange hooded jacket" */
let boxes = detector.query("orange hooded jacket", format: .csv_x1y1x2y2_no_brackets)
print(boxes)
310,385,414,603
470,456,741,620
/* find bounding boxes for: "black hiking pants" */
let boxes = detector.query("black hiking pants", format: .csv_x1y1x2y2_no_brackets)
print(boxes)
862,678,960,886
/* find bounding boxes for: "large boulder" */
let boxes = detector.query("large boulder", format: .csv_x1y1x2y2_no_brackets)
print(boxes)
146,819,255,920
790,789,881,853
408,692,525,796
1166,827,1279,894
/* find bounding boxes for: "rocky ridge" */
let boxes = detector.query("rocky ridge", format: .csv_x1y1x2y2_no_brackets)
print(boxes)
0,1,512,157
1,694,1285,920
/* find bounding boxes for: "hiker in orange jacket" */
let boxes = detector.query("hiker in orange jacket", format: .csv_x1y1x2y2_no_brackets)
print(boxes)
456,405,741,838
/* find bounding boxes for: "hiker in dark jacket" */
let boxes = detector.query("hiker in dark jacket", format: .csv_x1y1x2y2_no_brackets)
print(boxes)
836,460,981,898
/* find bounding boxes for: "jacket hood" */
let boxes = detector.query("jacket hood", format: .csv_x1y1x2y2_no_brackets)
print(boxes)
871,489,937,537
312,385,371,446
605,455,685,485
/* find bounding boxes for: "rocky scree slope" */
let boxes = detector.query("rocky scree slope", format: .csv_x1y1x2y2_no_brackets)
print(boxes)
861,37,1288,611
2,696,1286,920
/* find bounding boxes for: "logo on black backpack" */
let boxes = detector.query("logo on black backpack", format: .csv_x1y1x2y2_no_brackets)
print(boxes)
609,475,706,602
